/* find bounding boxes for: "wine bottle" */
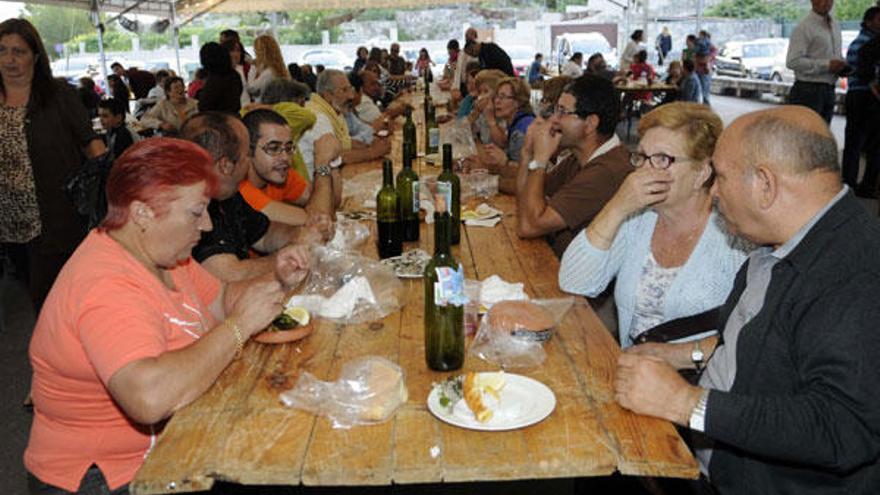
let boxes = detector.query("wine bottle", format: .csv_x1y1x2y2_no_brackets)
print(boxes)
425,99,439,155
436,143,460,245
403,107,417,160
423,197,465,371
397,141,420,242
376,159,402,259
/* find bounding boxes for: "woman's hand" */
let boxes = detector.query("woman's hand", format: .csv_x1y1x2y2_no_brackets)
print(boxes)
275,244,311,290
306,212,335,242
609,166,673,217
479,144,507,173
228,280,286,338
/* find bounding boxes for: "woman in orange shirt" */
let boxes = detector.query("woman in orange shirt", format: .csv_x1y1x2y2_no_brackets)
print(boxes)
25,138,310,493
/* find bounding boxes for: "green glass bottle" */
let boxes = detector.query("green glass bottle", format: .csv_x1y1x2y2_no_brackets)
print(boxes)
436,143,460,245
423,198,464,371
403,107,417,160
376,159,402,259
425,102,439,155
396,141,420,242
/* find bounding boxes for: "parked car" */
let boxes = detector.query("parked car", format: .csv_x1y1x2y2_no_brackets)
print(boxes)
553,32,617,72
504,44,537,78
714,39,788,80
299,48,350,71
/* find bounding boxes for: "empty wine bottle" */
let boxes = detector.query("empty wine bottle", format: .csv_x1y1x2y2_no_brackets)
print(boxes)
376,159,402,259
403,107,417,160
397,141,420,242
436,143,460,245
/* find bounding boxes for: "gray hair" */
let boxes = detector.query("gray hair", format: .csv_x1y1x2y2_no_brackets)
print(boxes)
315,69,345,95
262,78,310,104
741,116,839,173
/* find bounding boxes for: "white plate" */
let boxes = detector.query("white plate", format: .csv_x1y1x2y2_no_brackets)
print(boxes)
427,373,556,431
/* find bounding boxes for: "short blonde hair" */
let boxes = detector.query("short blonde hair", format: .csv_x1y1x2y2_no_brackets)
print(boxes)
473,69,508,92
496,77,533,114
639,102,722,162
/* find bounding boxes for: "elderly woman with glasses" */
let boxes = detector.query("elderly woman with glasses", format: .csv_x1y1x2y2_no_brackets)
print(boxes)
474,76,535,193
559,102,750,351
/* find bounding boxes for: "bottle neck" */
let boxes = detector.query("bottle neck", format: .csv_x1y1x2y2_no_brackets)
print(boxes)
434,212,451,256
382,164,394,186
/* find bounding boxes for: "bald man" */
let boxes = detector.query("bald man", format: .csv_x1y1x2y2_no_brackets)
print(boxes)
614,106,880,494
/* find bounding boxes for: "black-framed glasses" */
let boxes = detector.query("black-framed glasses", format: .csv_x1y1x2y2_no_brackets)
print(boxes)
260,141,295,157
629,151,688,169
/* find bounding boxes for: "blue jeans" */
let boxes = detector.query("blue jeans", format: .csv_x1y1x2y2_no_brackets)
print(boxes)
697,72,712,106
28,465,129,495
788,80,835,123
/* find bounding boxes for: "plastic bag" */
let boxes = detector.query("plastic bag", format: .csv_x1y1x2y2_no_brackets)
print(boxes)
327,216,371,252
469,298,575,369
443,119,477,160
280,356,408,429
286,246,403,324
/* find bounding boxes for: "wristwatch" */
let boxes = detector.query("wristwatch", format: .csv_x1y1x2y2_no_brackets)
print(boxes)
527,159,547,171
688,389,710,432
692,340,705,372
315,164,331,177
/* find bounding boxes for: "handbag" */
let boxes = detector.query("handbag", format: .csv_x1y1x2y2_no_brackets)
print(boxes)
62,152,114,231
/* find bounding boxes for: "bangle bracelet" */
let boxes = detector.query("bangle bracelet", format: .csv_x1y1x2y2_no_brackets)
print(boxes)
226,317,244,359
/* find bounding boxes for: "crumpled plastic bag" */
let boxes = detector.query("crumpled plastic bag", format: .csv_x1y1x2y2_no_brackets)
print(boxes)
469,298,575,369
280,356,408,429
286,246,403,324
327,216,370,252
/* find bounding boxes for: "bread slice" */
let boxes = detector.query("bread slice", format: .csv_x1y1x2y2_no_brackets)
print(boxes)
462,371,506,423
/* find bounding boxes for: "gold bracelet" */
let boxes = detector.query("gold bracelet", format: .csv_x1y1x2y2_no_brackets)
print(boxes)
226,317,244,359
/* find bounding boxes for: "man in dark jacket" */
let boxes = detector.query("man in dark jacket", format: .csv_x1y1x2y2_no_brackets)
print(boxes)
614,105,880,495
464,39,515,77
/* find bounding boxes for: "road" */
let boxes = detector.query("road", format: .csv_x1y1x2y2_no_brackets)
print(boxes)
709,94,846,146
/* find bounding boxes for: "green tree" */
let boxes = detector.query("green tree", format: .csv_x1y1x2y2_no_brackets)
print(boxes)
835,0,875,21
23,3,94,58
705,0,806,20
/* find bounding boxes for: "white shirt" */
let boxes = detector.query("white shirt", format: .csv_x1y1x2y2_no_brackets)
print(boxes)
620,40,643,69
355,95,382,124
247,67,277,103
298,113,335,178
146,85,165,101
235,65,252,107
786,10,842,85
452,51,474,90
561,60,584,78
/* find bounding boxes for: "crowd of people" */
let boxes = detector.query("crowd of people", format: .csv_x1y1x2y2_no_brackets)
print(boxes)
1,3,880,492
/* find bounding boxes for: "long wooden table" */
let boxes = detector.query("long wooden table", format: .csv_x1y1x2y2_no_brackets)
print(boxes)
130,112,697,495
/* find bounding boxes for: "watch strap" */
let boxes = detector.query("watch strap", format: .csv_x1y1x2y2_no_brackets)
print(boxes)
527,159,547,171
315,165,331,177
688,389,710,432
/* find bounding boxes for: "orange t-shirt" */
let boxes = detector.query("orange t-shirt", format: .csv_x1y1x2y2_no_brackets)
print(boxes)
25,230,221,491
238,170,309,212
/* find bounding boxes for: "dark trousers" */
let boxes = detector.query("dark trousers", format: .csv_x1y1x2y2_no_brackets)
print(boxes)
789,80,836,123
28,465,129,495
2,236,74,315
841,89,880,193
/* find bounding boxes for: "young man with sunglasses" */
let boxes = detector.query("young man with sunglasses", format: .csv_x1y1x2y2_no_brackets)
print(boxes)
515,74,631,257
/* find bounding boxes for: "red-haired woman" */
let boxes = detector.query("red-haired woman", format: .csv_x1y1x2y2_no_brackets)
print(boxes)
25,138,311,494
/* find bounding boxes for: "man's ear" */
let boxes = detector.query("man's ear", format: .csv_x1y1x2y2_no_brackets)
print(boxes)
584,113,601,137
216,156,235,177
753,164,778,210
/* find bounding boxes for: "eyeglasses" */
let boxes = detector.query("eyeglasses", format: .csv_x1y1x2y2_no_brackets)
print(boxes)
629,151,689,170
553,105,581,118
494,93,515,101
260,141,295,157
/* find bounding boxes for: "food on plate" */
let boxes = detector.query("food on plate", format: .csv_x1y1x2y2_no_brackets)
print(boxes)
254,306,313,344
462,371,506,422
486,300,555,342
359,358,409,421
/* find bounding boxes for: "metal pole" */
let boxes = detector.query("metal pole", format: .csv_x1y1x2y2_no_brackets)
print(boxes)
697,0,704,33
90,0,108,92
171,0,182,77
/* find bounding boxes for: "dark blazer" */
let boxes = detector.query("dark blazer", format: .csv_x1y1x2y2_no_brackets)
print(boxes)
705,191,880,494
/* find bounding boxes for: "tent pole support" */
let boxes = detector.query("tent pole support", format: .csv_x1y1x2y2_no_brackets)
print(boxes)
171,0,182,76
90,0,108,92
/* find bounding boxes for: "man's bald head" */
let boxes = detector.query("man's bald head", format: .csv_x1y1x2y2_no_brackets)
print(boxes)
180,112,250,199
728,106,839,176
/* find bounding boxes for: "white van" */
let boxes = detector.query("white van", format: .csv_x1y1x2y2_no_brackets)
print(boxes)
553,32,617,72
